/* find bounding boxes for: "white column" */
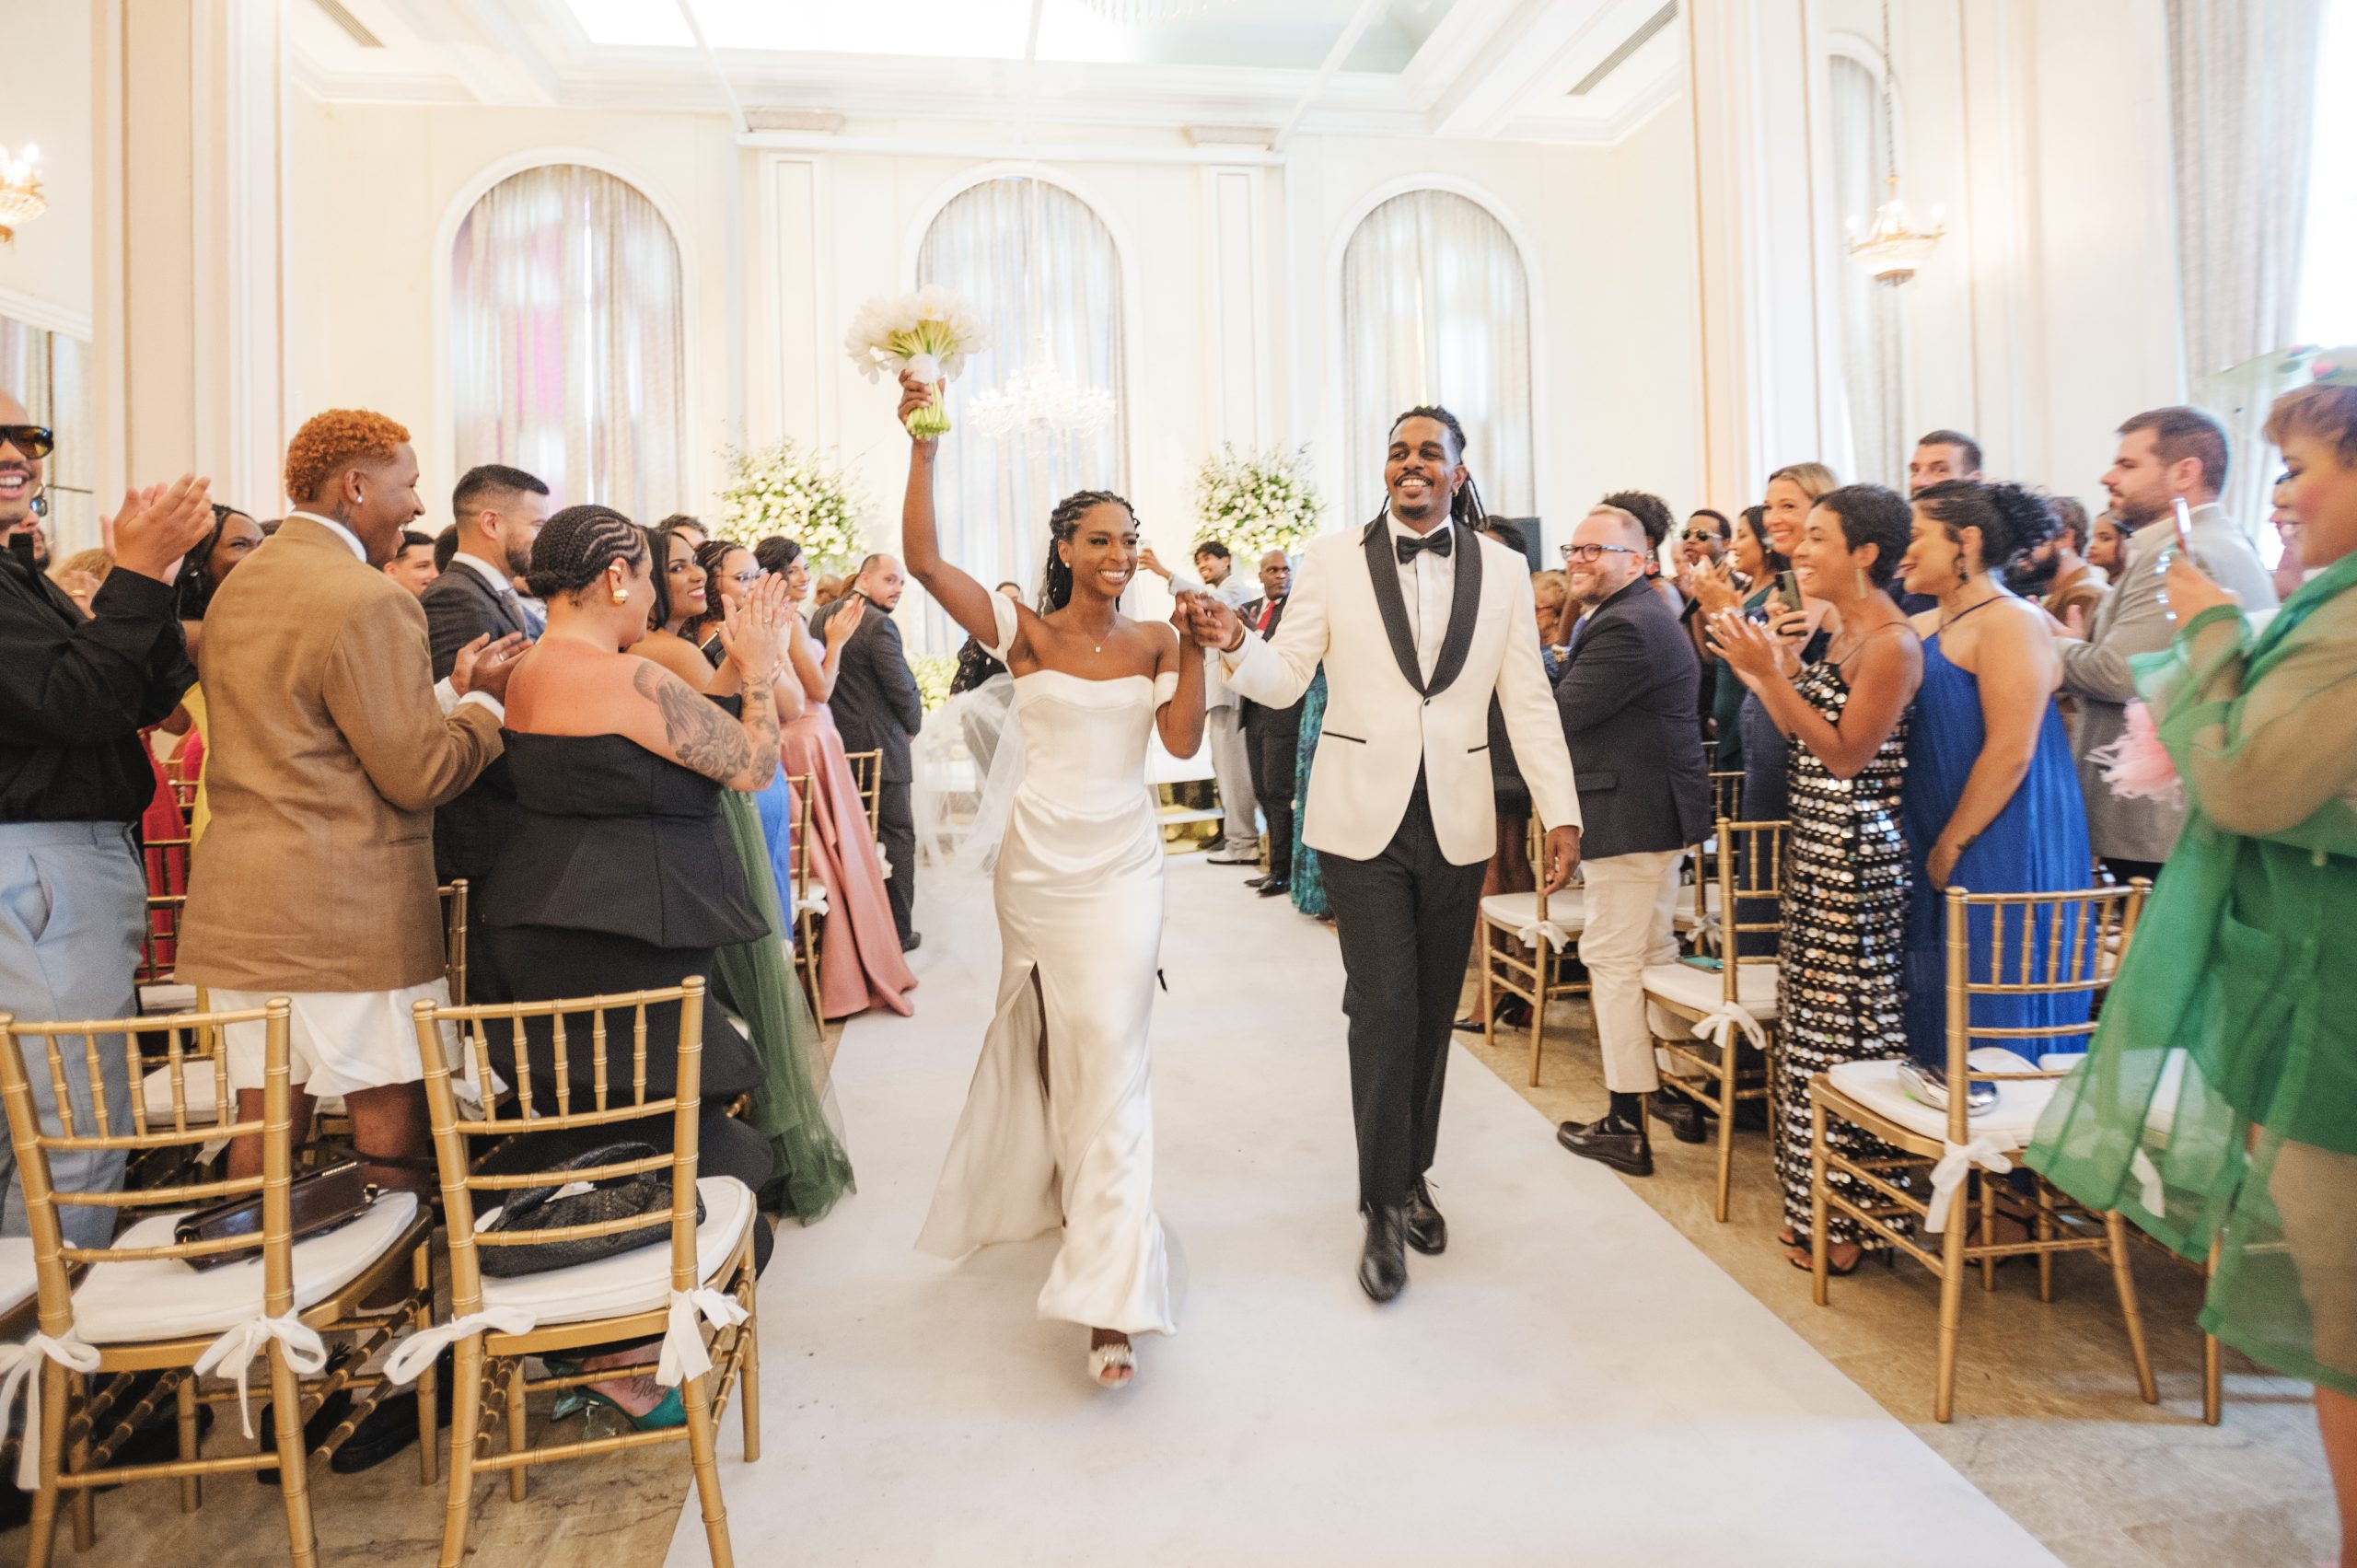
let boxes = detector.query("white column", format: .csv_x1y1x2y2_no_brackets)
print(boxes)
1201,165,1271,450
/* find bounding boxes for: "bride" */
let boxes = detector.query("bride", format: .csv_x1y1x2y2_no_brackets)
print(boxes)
895,372,1206,1388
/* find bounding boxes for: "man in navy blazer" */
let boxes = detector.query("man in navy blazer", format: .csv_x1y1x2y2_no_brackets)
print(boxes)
1551,504,1712,1178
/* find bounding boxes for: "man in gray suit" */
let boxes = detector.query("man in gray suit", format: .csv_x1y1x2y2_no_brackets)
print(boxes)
2058,406,2277,881
813,553,925,949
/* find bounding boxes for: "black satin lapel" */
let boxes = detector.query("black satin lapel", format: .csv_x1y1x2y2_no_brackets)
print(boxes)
1424,522,1483,698
1362,513,1427,696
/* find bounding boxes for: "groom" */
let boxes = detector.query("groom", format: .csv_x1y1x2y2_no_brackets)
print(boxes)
1191,407,1580,1302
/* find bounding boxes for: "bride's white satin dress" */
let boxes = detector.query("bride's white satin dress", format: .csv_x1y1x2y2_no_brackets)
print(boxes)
917,597,1179,1336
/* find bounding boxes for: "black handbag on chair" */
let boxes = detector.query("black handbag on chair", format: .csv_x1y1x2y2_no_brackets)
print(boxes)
475,1141,704,1278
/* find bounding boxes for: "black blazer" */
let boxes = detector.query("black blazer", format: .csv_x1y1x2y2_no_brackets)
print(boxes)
810,594,924,784
1237,596,1305,727
420,559,528,884
1553,577,1712,860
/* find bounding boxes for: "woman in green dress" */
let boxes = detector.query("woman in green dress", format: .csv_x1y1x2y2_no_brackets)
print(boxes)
2028,370,2357,1563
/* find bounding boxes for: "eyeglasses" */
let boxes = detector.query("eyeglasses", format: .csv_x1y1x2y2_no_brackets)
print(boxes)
0,424,53,459
1681,527,1722,541
1560,543,1642,563
728,569,764,585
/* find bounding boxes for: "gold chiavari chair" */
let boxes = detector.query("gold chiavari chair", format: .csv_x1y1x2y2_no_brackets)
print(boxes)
403,979,759,1568
1808,880,2160,1422
1478,816,1589,1087
0,999,439,1566
1644,819,1784,1222
1677,771,1747,949
784,774,825,1020
844,749,885,838
163,752,200,820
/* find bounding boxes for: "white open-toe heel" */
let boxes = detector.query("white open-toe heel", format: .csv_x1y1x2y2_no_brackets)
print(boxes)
1087,1338,1134,1388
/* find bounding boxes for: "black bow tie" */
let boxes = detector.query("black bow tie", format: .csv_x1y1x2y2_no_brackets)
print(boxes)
1395,528,1453,564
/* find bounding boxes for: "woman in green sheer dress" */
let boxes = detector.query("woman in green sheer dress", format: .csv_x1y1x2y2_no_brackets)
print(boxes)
2027,372,2357,1562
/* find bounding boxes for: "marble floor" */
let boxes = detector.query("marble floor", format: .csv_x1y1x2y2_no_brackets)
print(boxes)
77,854,2335,1568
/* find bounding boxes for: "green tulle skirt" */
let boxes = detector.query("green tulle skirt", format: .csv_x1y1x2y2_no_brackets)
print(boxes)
712,787,856,1223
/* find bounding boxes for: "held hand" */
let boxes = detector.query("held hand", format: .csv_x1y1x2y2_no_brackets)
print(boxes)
722,574,790,681
110,474,215,584
451,632,529,702
1541,825,1583,895
2163,552,2236,624
896,371,940,452
1927,837,1961,891
1191,594,1244,651
824,591,866,645
1168,587,1199,634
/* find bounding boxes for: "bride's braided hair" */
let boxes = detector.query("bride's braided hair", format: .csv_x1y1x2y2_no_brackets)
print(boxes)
1039,488,1134,612
1389,404,1488,528
525,505,644,601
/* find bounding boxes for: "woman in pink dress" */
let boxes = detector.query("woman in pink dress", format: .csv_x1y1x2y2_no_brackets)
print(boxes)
760,534,919,1019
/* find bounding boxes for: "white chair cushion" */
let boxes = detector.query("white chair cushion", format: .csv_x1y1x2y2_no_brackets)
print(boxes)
0,1237,37,1321
139,982,199,1016
1824,1049,2061,1149
476,1177,755,1328
140,1067,344,1125
1641,959,1778,1021
74,1191,422,1345
1479,890,1586,934
1672,882,1724,931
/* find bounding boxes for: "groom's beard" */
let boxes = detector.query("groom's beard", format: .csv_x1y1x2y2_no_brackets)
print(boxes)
2006,552,2060,594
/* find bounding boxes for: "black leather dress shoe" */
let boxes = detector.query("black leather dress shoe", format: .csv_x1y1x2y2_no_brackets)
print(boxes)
1651,1092,1708,1145
1557,1112,1655,1177
1243,875,1269,889
1403,1178,1446,1255
1359,1204,1409,1303
1256,877,1290,898
900,931,923,953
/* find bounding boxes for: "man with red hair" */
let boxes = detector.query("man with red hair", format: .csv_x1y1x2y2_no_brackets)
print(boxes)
180,410,525,1210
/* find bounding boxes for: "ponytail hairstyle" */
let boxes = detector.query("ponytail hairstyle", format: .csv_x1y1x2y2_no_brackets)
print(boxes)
1388,405,1488,529
525,505,646,603
1912,479,2057,575
753,534,801,577
1039,488,1135,613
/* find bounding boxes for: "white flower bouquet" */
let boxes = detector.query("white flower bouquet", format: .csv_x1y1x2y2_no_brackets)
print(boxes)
714,438,870,571
844,285,986,438
1192,443,1328,558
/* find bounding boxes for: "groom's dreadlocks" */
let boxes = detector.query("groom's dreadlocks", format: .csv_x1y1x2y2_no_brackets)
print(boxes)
1388,405,1488,529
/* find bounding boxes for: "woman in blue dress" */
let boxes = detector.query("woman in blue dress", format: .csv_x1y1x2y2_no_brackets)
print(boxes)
1895,481,2094,1071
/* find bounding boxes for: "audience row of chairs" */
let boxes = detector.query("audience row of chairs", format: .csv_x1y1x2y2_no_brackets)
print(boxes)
788,750,884,1022
1469,774,2210,1427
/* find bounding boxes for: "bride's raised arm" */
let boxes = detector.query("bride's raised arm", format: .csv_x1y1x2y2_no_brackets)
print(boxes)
899,371,1019,655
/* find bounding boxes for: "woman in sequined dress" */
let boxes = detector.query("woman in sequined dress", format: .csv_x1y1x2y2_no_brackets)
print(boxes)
1711,483,1922,1274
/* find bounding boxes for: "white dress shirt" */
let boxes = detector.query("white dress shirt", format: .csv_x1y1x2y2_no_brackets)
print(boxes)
287,508,503,722
1387,509,1455,684
449,549,518,599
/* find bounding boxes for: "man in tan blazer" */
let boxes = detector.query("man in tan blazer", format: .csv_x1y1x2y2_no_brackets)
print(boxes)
180,410,525,1191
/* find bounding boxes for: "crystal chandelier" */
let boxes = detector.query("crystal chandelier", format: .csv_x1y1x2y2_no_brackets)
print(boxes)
1845,0,1943,286
0,143,45,245
970,335,1115,451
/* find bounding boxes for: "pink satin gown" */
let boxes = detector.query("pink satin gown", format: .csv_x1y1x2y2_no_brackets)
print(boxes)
781,699,918,1020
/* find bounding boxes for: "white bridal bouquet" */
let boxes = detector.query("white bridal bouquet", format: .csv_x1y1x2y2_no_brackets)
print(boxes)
1193,443,1327,557
844,285,986,438
714,438,870,570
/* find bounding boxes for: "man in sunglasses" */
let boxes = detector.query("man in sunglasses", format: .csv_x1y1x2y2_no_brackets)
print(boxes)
1,390,219,1244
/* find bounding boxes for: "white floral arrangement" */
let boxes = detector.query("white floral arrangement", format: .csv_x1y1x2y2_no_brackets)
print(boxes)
713,438,870,571
844,285,987,438
1193,444,1327,558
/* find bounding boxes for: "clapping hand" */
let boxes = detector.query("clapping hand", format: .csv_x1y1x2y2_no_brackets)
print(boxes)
1706,608,1796,689
720,573,791,682
110,474,215,585
451,632,530,703
824,591,866,645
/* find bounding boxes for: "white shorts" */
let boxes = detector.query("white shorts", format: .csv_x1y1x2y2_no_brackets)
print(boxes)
212,981,456,1101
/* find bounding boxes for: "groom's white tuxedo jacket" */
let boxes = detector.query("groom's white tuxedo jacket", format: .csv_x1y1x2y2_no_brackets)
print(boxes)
1220,513,1579,865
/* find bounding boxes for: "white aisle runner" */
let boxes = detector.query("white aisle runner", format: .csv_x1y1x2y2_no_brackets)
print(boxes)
670,854,2059,1568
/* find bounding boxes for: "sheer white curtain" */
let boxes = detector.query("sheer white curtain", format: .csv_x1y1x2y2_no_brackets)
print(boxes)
449,164,686,522
916,175,1127,656
1341,190,1534,527
1829,53,1909,489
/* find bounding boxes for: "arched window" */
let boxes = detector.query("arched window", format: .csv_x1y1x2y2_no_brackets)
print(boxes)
1341,190,1534,524
449,164,686,520
916,174,1126,654
1829,51,1910,488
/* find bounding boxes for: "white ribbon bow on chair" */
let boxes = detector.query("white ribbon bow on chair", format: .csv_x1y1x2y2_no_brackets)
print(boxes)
1690,1003,1768,1054
383,1307,540,1387
1925,1136,2016,1233
2127,1147,2168,1216
874,848,895,882
0,1332,103,1489
1515,920,1573,954
794,885,831,920
193,1315,329,1438
656,1288,749,1388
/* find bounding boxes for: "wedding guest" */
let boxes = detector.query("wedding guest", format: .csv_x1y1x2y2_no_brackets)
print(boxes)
2030,372,2357,1567
2086,510,2136,576
1552,505,1713,1177
432,522,459,574
1533,569,1570,682
812,571,847,610
1480,519,1537,905
1679,509,1730,575
951,580,1026,696
2010,494,2109,628
1239,549,1304,899
1736,462,1839,820
166,503,267,840
384,528,439,596
657,513,708,549
687,535,806,914
777,540,919,1016
1143,540,1260,865
814,554,926,950
1908,429,1984,494
1710,483,1920,1274
2,457,212,1247
687,539,761,656
1291,668,1332,920
1600,488,1683,610
2270,467,2311,600
2058,406,2278,884
1695,505,1784,771
1898,481,2092,1074
179,409,523,1194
